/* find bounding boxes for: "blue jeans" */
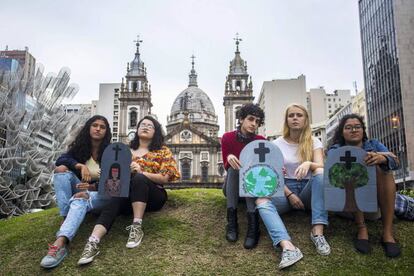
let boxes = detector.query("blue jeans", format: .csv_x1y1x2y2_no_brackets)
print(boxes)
257,174,328,247
273,174,328,226
53,171,82,216
56,192,110,241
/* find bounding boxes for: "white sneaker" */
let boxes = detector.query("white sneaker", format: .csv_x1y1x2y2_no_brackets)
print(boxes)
310,233,331,255
126,223,144,248
278,247,303,269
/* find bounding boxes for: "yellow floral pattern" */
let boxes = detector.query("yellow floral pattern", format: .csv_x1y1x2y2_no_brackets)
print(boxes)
132,146,180,182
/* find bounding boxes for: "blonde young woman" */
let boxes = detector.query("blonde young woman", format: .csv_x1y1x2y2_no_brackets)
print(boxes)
255,104,330,270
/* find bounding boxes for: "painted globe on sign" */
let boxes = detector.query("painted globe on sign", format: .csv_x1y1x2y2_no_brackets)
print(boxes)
243,165,278,197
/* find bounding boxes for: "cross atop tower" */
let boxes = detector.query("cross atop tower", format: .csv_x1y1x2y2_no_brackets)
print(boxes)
191,54,196,69
233,33,242,52
133,35,143,53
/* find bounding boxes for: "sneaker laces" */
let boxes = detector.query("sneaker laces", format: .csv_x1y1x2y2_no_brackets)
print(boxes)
47,244,59,257
81,241,97,258
313,235,329,249
282,248,299,261
126,224,140,239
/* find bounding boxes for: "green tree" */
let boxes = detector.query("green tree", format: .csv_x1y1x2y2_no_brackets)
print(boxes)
329,163,369,212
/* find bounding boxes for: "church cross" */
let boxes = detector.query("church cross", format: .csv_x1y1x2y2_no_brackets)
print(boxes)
113,144,122,161
233,33,242,51
340,151,356,170
134,35,143,45
254,142,270,163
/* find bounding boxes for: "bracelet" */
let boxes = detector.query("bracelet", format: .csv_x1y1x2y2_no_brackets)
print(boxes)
287,192,294,198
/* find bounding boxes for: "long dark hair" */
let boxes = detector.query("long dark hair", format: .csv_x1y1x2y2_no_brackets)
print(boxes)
130,115,164,151
67,115,112,164
331,113,368,147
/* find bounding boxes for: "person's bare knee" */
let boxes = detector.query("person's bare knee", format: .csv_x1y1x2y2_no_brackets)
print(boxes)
256,198,270,205
54,165,69,173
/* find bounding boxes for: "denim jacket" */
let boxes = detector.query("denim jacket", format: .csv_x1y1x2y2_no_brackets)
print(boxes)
329,139,399,171
55,152,82,179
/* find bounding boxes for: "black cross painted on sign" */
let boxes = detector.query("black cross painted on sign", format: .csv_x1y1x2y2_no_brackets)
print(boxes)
113,144,122,161
340,150,356,170
254,142,270,163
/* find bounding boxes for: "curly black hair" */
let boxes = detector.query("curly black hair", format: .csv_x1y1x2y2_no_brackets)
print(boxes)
331,113,368,148
130,116,165,151
67,115,112,164
237,103,265,127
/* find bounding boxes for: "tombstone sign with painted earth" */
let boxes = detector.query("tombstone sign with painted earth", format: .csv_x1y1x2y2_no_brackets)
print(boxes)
324,146,377,212
239,140,284,197
99,143,132,198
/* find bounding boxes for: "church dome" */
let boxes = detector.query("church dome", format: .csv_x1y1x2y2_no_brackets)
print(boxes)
170,86,216,115
127,39,145,77
167,56,218,128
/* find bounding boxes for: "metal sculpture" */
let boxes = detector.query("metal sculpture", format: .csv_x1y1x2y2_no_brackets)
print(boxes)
0,64,88,217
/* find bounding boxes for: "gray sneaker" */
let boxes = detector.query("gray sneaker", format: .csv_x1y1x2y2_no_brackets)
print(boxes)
126,223,144,248
310,233,331,255
77,240,100,265
278,247,303,270
40,244,68,268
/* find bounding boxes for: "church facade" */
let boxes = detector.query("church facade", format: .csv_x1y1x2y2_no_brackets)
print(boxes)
108,36,254,184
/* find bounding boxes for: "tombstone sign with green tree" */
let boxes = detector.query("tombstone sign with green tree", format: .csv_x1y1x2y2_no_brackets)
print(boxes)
324,146,377,212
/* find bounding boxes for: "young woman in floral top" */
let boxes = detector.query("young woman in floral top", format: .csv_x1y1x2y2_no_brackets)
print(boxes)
78,116,179,265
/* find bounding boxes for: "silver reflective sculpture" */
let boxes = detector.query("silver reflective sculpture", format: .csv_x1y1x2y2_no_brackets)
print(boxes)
0,64,87,217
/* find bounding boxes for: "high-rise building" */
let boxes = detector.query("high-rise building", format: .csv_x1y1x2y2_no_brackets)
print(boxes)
0,47,36,83
307,87,352,124
257,75,307,138
359,0,414,183
223,35,254,133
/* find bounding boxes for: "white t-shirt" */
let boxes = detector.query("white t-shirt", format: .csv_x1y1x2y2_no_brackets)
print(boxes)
273,136,323,179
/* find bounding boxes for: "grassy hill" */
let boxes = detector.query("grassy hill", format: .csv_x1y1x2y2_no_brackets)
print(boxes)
0,189,413,275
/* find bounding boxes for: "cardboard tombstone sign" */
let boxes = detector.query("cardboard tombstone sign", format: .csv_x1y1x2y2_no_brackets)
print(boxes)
324,146,377,212
99,143,132,197
239,140,284,197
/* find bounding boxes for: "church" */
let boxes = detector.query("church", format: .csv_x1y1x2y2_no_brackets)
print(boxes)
102,36,255,185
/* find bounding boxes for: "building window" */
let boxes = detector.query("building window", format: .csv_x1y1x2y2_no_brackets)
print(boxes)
129,108,138,128
201,163,208,182
181,160,191,180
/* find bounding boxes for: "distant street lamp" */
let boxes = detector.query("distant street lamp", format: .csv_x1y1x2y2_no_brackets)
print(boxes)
391,115,406,190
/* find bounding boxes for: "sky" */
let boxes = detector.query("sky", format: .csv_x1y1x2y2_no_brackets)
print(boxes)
1,0,364,135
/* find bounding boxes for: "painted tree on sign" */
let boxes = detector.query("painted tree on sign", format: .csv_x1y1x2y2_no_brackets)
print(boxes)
329,163,369,212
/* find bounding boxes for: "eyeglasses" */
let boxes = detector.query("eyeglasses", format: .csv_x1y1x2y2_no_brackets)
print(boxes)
138,123,155,130
344,125,362,131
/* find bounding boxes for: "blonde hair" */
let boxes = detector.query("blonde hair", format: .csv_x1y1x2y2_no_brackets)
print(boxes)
282,104,313,163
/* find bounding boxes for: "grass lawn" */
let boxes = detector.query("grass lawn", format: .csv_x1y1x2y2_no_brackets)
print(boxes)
0,189,413,275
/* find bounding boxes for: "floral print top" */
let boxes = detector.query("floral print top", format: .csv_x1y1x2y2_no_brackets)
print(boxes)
131,145,180,182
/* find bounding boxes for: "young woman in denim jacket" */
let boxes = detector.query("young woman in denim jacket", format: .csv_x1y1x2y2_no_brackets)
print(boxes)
40,115,112,268
328,113,400,258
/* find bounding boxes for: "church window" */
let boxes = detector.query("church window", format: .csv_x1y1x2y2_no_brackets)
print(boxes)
236,80,241,91
129,108,138,128
132,81,138,92
201,164,208,182
181,160,191,180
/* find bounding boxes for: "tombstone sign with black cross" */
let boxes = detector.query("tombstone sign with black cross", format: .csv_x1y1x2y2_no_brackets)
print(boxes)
239,140,284,197
324,146,377,212
99,142,132,197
